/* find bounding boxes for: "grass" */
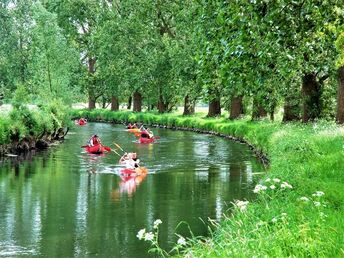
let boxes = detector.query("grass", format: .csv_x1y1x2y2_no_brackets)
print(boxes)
0,101,71,145
72,109,344,257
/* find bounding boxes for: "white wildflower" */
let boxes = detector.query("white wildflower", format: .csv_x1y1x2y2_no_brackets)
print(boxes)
312,191,325,197
281,182,293,189
153,219,162,229
144,232,154,241
300,196,310,202
137,229,146,240
270,185,276,190
253,184,266,193
177,236,186,246
271,217,278,223
235,200,249,212
314,201,321,207
273,178,281,183
265,178,271,182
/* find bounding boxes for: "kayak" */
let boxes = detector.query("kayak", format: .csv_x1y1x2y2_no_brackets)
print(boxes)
120,168,136,175
127,128,140,133
120,167,148,176
84,144,111,154
138,131,156,143
139,137,155,144
75,119,87,126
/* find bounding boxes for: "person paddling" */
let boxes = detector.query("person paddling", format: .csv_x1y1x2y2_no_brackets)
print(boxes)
119,152,140,169
88,134,102,147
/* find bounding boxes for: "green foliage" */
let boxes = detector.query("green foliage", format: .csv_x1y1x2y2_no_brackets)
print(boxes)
12,84,30,109
0,100,70,145
72,109,344,257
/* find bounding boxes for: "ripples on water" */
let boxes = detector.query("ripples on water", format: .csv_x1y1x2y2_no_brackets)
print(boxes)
0,123,264,257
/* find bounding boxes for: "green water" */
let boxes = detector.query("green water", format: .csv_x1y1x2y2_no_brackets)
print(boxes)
0,123,264,257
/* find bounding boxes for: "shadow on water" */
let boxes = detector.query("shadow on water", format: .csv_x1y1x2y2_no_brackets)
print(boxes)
0,123,265,257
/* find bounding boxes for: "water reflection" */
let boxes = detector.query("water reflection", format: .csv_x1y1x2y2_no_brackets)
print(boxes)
113,170,148,198
0,123,264,257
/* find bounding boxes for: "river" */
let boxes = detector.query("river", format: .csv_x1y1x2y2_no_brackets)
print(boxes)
0,123,264,257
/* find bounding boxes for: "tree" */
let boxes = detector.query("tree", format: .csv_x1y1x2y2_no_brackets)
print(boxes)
30,3,78,104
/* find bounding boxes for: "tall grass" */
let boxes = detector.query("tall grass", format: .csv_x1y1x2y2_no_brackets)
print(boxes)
72,109,344,257
0,101,71,145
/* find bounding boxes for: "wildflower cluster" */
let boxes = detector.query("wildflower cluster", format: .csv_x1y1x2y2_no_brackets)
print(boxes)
137,219,187,257
136,228,154,241
233,200,249,212
299,191,326,208
253,178,292,194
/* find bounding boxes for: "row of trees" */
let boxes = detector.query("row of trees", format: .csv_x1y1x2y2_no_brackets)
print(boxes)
1,0,344,123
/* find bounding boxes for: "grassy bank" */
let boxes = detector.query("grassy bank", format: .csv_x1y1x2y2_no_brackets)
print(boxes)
0,101,71,146
72,109,343,257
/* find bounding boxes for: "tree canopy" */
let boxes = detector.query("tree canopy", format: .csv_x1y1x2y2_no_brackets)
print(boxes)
1,0,344,122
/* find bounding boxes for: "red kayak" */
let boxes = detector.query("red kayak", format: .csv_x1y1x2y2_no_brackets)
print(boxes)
139,137,156,144
139,131,156,144
84,144,111,154
75,119,87,126
120,167,148,176
120,168,136,175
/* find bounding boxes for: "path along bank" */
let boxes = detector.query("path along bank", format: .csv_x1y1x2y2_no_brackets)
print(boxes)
71,109,344,257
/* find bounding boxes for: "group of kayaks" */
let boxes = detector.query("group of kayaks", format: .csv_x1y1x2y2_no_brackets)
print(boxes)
75,118,159,145
76,119,157,181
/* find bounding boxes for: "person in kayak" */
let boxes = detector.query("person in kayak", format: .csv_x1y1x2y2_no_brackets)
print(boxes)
127,122,138,129
88,134,101,146
119,152,140,169
140,127,154,139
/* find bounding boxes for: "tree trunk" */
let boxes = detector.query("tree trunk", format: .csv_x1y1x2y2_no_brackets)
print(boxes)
88,57,96,109
111,96,119,111
133,91,142,112
302,73,321,122
336,67,344,124
158,94,167,113
252,98,267,120
88,93,96,109
102,96,107,109
283,96,300,122
207,97,221,117
127,96,132,110
229,95,244,119
183,95,195,115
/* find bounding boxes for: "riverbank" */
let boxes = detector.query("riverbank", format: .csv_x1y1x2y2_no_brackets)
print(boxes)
0,102,71,155
74,109,343,256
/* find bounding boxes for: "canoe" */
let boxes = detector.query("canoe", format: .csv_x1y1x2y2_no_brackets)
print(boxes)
139,137,155,144
75,119,87,126
85,144,111,154
120,168,136,175
120,167,148,176
138,131,156,143
127,128,140,133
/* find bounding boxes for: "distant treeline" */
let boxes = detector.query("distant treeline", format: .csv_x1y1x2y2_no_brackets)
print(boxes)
1,1,344,123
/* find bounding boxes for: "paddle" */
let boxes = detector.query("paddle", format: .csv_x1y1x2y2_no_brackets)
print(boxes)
113,142,125,152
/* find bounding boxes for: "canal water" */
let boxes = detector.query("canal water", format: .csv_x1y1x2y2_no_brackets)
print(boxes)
0,123,264,257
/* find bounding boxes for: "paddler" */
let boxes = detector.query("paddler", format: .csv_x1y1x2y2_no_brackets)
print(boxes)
119,152,140,169
88,134,101,146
